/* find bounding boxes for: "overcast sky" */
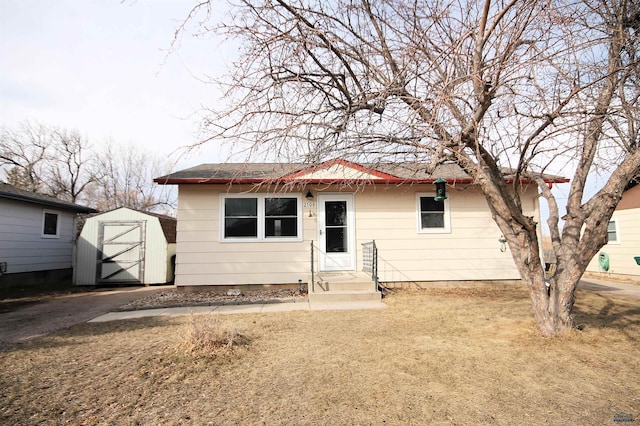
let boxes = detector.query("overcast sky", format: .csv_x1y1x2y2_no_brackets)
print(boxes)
0,0,231,169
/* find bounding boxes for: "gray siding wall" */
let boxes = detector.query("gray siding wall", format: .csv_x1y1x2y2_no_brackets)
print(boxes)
0,198,76,274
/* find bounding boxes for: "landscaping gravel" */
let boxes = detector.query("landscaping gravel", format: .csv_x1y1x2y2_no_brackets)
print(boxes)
118,287,308,311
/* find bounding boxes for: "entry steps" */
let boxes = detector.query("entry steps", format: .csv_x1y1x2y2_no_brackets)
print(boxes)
309,271,381,303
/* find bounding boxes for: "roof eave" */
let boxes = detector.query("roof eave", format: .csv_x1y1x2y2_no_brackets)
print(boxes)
0,192,97,213
155,177,568,185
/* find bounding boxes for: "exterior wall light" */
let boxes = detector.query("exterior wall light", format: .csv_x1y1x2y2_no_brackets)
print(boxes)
434,178,448,201
306,191,314,200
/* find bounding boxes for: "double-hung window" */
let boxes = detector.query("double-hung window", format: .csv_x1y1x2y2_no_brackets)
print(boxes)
417,193,451,233
607,219,620,244
222,194,302,241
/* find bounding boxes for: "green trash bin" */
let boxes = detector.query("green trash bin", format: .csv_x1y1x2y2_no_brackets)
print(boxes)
634,256,640,266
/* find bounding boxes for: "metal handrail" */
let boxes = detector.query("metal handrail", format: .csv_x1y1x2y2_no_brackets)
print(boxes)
310,240,315,293
362,240,379,292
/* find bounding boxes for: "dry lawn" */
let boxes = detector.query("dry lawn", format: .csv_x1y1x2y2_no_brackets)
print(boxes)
1,287,639,425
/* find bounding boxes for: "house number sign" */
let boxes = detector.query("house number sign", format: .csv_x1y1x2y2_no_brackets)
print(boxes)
303,202,316,208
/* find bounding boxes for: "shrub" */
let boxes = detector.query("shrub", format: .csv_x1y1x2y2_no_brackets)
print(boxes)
182,314,247,356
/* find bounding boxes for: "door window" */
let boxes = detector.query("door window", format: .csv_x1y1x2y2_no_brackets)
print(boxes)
325,201,347,253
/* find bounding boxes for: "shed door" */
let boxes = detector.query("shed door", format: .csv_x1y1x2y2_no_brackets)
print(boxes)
97,221,145,284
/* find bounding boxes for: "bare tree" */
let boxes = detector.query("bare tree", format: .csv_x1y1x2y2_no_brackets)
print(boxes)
0,121,50,192
93,142,176,213
182,0,640,335
0,121,99,204
0,121,176,214
46,128,100,203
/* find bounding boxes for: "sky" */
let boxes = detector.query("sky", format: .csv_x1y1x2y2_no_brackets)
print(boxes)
0,0,232,170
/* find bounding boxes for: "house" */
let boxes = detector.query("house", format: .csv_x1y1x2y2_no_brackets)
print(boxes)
74,207,177,286
155,159,568,300
0,183,96,287
585,174,640,283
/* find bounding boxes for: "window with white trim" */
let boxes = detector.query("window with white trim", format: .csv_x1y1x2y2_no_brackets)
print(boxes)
42,210,60,238
607,219,619,244
221,194,302,241
417,193,451,233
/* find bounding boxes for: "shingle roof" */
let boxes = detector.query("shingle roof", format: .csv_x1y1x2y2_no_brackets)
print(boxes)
145,211,177,244
154,160,568,185
0,183,97,213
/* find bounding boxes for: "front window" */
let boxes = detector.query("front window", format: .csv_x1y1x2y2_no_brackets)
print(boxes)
417,193,451,233
224,198,258,238
42,210,60,238
265,197,298,237
222,195,302,241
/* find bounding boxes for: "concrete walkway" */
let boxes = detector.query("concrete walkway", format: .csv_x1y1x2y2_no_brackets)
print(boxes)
88,276,639,324
578,277,640,299
89,299,387,323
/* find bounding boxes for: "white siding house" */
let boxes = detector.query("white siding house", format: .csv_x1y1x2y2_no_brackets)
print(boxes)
155,160,567,296
585,176,640,282
74,207,177,285
0,183,96,286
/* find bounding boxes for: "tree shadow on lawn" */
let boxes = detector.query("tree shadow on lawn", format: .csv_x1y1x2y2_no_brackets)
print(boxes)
573,290,640,339
3,316,180,354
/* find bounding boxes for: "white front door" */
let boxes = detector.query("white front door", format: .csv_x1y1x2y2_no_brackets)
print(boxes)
318,194,356,271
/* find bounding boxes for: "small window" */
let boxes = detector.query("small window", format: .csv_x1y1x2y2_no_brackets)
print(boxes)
607,220,619,244
417,193,451,233
42,210,60,238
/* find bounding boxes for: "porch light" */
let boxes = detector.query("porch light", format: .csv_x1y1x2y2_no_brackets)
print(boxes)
305,190,314,200
434,178,447,201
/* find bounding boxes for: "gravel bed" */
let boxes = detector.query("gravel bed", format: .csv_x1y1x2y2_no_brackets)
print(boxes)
118,288,308,311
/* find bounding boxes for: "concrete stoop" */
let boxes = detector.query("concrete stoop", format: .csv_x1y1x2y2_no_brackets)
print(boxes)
308,290,382,303
309,271,381,303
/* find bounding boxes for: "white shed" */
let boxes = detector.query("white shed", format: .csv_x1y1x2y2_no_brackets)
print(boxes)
74,207,177,286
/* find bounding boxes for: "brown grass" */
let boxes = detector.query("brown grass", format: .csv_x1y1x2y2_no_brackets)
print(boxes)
1,287,639,425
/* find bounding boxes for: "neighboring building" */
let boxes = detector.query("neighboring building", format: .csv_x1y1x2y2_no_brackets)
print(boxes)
0,183,96,287
586,175,640,283
74,207,177,286
155,159,567,298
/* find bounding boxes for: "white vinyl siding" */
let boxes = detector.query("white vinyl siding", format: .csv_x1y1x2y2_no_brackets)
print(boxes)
174,184,538,287
586,209,640,278
176,186,310,286
356,186,536,282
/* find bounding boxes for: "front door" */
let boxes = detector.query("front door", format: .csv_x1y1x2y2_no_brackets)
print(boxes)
318,194,355,271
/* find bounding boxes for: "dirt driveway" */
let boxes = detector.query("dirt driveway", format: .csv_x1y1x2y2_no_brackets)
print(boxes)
0,285,170,351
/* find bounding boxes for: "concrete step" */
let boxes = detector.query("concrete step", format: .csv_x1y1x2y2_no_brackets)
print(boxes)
312,271,376,292
314,281,376,291
308,290,382,303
